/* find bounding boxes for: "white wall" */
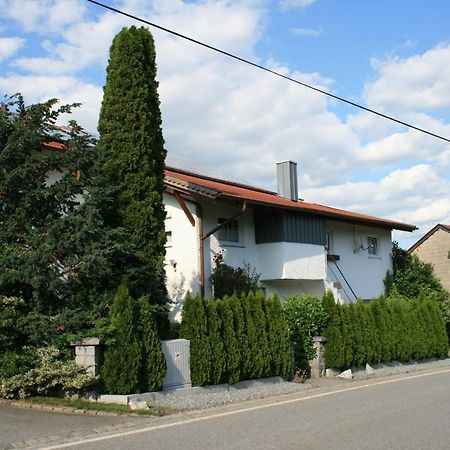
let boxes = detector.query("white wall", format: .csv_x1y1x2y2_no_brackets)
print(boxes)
164,195,395,319
164,193,200,321
257,242,326,280
325,220,392,302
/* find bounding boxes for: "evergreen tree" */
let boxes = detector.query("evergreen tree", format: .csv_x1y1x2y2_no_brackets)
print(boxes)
379,297,397,361
322,296,345,370
138,296,166,392
218,298,241,384
241,292,263,379
0,95,145,326
425,299,449,356
206,300,225,384
228,293,247,379
102,285,141,394
98,26,168,322
180,293,211,386
340,305,355,368
370,299,392,363
385,242,449,331
265,295,292,377
253,291,270,377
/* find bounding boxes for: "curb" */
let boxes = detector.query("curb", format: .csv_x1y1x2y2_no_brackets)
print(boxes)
0,398,125,417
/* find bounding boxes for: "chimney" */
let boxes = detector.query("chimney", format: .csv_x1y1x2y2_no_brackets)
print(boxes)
276,161,298,201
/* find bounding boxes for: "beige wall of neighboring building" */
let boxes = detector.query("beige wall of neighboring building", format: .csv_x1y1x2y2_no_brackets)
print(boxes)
411,227,450,293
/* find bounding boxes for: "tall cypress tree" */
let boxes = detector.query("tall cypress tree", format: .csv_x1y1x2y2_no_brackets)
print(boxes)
102,284,141,394
138,296,166,392
98,26,168,319
180,294,211,386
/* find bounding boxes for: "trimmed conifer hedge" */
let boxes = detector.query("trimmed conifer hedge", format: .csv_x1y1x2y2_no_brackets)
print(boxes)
323,295,449,370
101,285,166,394
180,292,291,386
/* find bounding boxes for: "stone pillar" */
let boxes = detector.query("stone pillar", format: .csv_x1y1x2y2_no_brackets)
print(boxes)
309,336,327,379
71,338,103,376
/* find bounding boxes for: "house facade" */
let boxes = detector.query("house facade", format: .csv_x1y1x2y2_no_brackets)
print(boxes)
164,160,416,321
409,224,450,293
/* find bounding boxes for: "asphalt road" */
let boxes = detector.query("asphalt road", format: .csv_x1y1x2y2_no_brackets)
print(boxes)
0,405,144,449
3,368,450,449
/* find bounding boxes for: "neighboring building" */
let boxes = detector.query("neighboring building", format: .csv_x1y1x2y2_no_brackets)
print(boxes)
409,224,450,293
163,160,416,320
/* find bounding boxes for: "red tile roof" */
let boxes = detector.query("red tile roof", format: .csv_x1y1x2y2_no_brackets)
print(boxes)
165,167,417,232
42,141,65,150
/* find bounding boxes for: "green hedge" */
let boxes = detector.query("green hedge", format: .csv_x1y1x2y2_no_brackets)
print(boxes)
283,294,329,373
323,295,448,370
180,291,291,386
101,285,166,394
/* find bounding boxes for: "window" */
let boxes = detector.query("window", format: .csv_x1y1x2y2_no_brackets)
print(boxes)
367,237,378,255
218,218,239,243
165,231,172,247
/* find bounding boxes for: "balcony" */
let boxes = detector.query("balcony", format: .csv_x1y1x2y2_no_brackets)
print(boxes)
256,242,326,281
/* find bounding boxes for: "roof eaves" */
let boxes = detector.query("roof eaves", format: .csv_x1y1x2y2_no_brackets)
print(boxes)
218,192,417,232
165,175,218,199
409,223,450,252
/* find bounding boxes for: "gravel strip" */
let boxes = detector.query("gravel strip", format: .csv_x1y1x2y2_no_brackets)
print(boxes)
144,379,314,411
144,357,450,411
351,357,450,380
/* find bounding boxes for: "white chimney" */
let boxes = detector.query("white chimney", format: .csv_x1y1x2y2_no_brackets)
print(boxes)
276,161,298,202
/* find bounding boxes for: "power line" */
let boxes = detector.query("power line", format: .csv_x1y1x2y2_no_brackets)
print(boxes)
87,0,450,144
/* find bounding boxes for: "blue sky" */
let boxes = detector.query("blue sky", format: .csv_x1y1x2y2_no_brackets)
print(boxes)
1,0,449,248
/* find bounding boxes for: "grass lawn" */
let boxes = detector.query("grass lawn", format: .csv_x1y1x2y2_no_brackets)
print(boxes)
20,396,178,416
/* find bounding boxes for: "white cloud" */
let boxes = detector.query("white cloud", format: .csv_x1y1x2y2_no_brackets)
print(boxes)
302,164,450,238
1,0,449,251
0,75,102,131
365,43,450,114
0,36,24,61
280,0,317,11
290,27,322,37
0,0,86,33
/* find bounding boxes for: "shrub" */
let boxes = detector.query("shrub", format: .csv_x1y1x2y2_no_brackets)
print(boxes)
322,293,345,370
180,293,211,386
385,242,450,331
181,292,291,386
264,295,292,377
217,298,241,384
0,347,95,399
210,253,260,299
101,285,141,394
283,294,329,372
228,293,247,380
323,293,449,370
138,297,166,393
206,300,225,384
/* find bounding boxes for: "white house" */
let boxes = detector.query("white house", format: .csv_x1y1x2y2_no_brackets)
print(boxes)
163,159,416,320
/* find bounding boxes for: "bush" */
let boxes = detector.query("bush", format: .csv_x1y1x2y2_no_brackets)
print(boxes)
283,294,329,372
210,253,260,299
217,298,241,384
385,242,450,331
0,347,96,399
264,295,292,377
101,285,142,394
180,293,211,386
181,292,291,386
323,294,449,370
138,297,166,393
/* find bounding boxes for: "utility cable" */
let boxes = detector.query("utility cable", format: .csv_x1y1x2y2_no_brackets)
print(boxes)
87,0,450,144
